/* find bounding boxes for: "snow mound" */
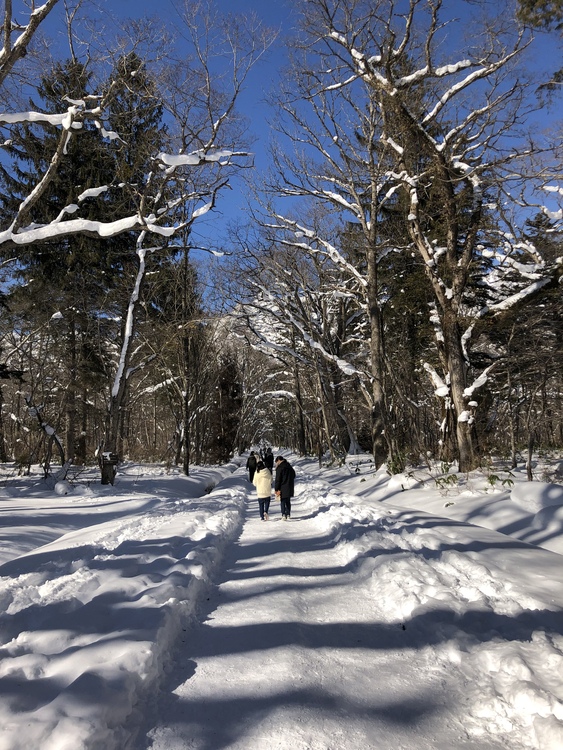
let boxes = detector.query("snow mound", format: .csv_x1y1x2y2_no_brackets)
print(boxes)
532,504,563,543
387,472,423,490
54,480,73,496
511,482,563,513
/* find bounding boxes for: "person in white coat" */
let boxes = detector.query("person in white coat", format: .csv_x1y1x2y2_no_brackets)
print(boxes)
252,460,273,520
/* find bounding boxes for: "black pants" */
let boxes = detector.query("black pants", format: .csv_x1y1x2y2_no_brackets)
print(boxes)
258,496,270,519
280,496,291,518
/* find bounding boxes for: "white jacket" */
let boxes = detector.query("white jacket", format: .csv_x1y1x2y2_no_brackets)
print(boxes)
253,468,272,497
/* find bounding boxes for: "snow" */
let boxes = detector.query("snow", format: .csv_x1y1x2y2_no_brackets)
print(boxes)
0,216,173,247
77,186,109,202
424,362,449,397
487,279,553,314
1,456,563,750
434,60,472,77
0,111,78,127
156,149,238,167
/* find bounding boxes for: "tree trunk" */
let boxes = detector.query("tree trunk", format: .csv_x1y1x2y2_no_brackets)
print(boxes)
65,319,77,462
366,244,389,467
182,385,190,476
293,361,307,457
442,310,478,473
507,370,518,470
26,396,66,477
106,245,147,456
0,386,7,462
527,431,535,481
314,357,336,463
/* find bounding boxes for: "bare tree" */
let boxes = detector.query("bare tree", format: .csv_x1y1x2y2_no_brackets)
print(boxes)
0,0,60,87
264,0,561,471
229,218,368,462
99,5,274,465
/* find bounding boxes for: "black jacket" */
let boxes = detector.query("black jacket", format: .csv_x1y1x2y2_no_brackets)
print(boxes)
275,459,295,498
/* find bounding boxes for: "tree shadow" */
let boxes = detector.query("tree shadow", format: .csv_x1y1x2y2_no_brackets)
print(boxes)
139,686,444,750
133,497,563,748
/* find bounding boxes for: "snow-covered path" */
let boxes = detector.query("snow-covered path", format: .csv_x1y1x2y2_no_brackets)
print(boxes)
143,473,563,750
2,461,563,750
145,493,454,749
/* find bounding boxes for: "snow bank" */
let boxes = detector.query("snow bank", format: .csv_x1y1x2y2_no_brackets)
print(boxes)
305,490,563,749
0,466,246,750
387,471,423,490
511,482,563,513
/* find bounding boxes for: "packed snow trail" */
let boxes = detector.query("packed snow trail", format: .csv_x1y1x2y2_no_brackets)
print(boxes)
142,470,563,750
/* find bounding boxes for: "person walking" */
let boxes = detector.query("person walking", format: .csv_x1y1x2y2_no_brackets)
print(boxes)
252,460,272,521
246,451,257,483
264,447,274,472
274,455,295,520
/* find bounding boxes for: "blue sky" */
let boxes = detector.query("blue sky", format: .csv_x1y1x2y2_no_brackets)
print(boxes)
31,1,563,250
33,0,292,245
11,0,292,253
109,0,292,243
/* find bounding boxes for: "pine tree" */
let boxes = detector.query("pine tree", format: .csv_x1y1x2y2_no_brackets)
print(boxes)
517,0,563,28
0,54,168,465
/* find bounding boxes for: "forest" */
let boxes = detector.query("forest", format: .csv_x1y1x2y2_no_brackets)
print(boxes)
0,0,561,482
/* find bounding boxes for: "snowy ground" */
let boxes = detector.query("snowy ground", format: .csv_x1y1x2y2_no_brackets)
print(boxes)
0,456,562,750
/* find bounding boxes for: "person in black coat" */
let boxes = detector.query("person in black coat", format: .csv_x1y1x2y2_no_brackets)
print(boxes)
274,455,295,520
246,451,257,482
264,447,274,471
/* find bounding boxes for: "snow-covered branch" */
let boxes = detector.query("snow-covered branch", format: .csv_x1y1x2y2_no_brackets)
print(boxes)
0,0,60,87
269,215,368,289
0,214,174,248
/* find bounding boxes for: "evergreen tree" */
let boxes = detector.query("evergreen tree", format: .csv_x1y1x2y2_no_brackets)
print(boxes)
518,0,563,27
0,60,119,462
205,353,243,464
0,54,168,464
